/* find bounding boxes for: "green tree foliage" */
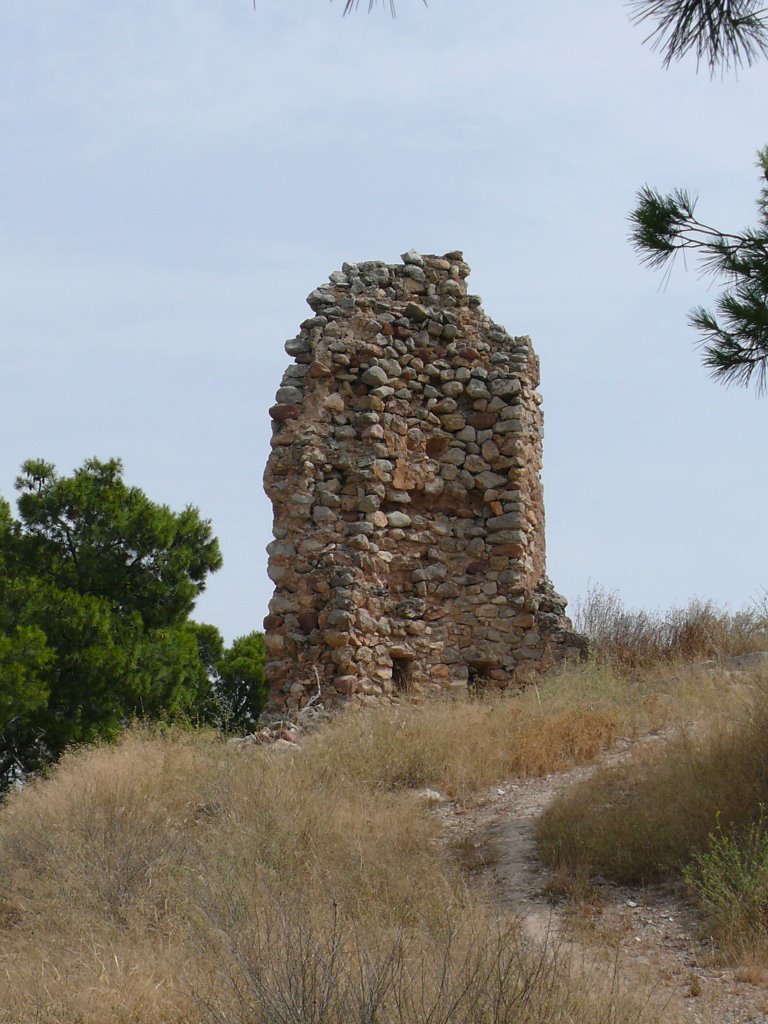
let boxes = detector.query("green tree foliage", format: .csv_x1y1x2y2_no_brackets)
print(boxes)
187,624,267,732
0,458,267,787
185,618,268,733
216,631,268,731
11,458,221,629
630,148,768,392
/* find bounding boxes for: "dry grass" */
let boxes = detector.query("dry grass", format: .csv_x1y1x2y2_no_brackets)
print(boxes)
0,664,680,1024
537,672,768,886
194,903,663,1024
574,584,768,668
536,670,768,969
3,629,754,1022
301,669,627,803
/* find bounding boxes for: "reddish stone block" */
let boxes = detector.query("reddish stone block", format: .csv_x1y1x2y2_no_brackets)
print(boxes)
494,544,525,558
468,412,497,430
269,404,301,422
298,611,319,633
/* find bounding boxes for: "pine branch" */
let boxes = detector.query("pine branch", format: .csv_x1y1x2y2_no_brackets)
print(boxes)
628,0,768,73
694,302,768,392
629,186,700,268
630,186,760,274
630,153,768,393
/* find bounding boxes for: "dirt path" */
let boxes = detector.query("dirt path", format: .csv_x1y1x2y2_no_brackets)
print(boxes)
434,733,768,1024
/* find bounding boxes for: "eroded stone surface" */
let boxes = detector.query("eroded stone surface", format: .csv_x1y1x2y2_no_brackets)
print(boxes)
264,250,586,710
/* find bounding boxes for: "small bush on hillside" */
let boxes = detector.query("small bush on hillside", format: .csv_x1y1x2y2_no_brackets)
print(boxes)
197,902,661,1024
685,814,768,955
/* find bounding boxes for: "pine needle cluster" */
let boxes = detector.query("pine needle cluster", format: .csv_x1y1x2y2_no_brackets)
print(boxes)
630,148,768,393
336,0,768,75
629,0,768,73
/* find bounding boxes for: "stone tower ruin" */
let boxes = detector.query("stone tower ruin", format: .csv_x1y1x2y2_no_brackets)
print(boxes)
264,250,584,710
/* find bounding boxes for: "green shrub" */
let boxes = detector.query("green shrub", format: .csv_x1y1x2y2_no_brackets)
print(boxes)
685,813,768,953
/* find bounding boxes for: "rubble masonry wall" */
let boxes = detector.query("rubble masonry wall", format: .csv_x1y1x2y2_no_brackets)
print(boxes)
263,250,585,710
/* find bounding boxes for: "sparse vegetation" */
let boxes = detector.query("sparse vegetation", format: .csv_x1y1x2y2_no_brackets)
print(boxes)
573,583,768,667
537,695,768,884
537,588,768,972
3,584,768,1019
0,670,677,1024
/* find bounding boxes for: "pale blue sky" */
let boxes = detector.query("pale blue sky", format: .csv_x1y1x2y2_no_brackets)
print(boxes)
2,0,767,639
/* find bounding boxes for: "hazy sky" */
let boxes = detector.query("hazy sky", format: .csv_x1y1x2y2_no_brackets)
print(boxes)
2,0,767,639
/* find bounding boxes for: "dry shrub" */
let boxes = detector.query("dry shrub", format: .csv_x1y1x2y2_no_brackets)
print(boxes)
537,673,768,885
574,584,768,668
195,902,665,1024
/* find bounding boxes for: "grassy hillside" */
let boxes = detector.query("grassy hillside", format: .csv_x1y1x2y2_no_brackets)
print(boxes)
538,590,768,962
1,591,766,1023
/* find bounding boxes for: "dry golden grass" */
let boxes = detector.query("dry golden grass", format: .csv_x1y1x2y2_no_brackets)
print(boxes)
536,670,768,972
734,961,768,986
547,592,768,969
537,671,768,885
0,662,685,1024
301,667,628,803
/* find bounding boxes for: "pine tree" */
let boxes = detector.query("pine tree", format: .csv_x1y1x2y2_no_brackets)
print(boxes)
630,148,768,393
0,458,272,787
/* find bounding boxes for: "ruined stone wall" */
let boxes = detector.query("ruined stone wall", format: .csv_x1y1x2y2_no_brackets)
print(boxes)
264,250,584,710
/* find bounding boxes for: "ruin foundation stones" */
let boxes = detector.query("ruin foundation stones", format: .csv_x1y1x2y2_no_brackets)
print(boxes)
264,250,586,710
